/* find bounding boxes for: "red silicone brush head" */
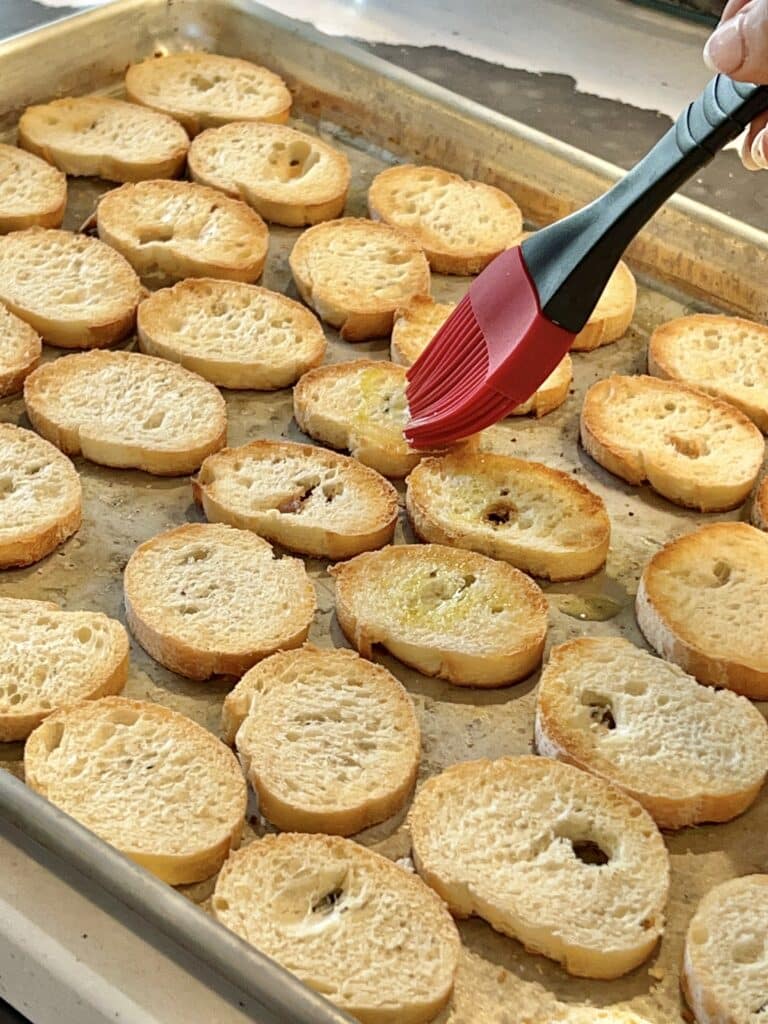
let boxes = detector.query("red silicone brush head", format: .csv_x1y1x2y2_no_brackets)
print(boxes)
405,246,575,447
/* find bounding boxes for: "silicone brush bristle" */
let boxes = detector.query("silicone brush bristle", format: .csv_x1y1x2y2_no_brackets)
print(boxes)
405,245,576,447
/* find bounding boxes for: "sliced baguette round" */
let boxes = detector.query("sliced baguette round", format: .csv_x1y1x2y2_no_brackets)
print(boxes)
510,232,636,351
406,450,610,581
754,476,768,531
580,374,764,511
409,755,670,979
391,295,572,416
136,278,325,389
96,180,268,286
329,543,548,687
188,121,350,226
0,302,42,397
125,52,292,137
289,218,430,341
368,164,523,275
124,523,316,680
0,228,141,348
294,359,432,478
212,833,460,1024
535,637,768,828
25,696,246,884
18,97,189,183
224,645,420,834
24,350,226,476
0,597,128,741
649,312,768,433
0,143,66,232
682,875,768,1024
570,260,636,351
0,423,81,568
193,440,398,559
636,522,768,699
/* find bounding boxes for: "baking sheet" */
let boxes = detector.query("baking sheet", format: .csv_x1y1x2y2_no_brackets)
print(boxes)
1,2,767,1021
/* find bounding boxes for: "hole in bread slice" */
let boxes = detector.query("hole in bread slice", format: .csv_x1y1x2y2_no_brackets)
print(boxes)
312,887,345,915
484,499,517,526
580,690,617,730
666,433,709,459
43,721,64,754
554,817,613,867
138,224,176,245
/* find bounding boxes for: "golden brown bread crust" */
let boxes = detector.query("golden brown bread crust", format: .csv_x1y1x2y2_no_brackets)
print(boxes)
25,696,246,885
580,374,764,511
124,523,316,680
124,52,292,136
96,181,269,286
368,164,523,275
329,544,548,688
636,522,768,699
192,439,399,558
405,449,610,581
289,218,430,341
649,312,768,432
0,144,67,232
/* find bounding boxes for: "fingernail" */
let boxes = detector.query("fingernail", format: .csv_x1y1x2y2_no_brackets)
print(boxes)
740,132,760,170
751,128,768,170
704,16,745,74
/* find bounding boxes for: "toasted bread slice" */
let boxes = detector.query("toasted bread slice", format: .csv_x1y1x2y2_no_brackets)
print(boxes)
409,755,670,979
188,121,350,226
636,522,768,699
193,440,398,559
24,350,226,476
368,165,523,275
406,450,610,581
18,97,189,183
580,375,764,511
96,180,268,286
510,232,635,351
329,543,547,687
392,296,573,416
223,645,420,834
0,303,42,397
0,228,141,348
649,313,768,432
570,260,636,351
535,637,768,828
137,278,325,389
124,523,315,679
0,143,66,232
294,359,445,478
213,833,460,1024
289,218,430,341
754,476,768,531
0,423,81,568
0,597,128,742
559,1011,654,1024
25,697,246,884
125,52,292,137
682,875,768,1024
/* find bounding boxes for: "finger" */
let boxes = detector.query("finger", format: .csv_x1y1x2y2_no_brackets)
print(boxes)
739,110,768,168
720,0,751,22
703,0,768,81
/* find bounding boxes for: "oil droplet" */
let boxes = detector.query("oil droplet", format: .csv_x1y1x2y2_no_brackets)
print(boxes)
555,594,624,622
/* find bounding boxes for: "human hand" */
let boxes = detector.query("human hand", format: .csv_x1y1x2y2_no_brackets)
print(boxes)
704,0,768,168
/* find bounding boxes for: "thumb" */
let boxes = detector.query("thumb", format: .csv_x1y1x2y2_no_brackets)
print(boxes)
704,0,768,82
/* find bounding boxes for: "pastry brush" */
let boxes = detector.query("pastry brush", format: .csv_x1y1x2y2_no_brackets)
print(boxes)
404,74,768,448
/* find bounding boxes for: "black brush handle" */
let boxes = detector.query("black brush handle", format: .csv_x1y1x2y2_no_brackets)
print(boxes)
522,75,768,332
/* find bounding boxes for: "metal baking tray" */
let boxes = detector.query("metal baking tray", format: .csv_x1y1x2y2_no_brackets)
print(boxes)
0,1,766,1021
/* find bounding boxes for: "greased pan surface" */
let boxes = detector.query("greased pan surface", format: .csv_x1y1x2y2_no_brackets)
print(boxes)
0,3,766,1021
